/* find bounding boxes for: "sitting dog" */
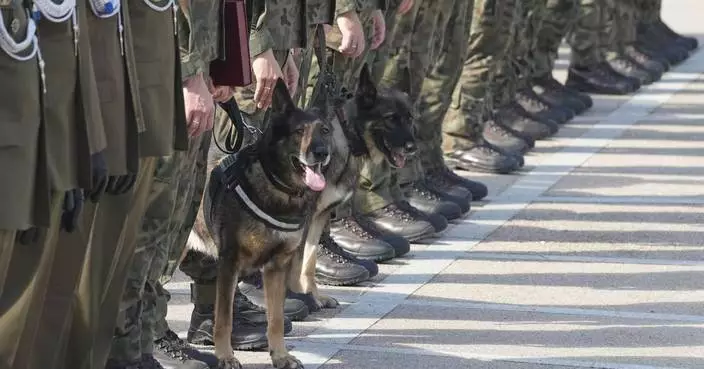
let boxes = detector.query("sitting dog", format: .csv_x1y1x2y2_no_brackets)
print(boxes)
189,78,333,369
296,64,417,309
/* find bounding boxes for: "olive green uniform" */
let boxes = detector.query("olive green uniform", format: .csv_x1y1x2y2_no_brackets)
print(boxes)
0,0,107,367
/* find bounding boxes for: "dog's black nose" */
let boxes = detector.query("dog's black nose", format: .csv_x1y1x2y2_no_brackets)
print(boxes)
311,146,329,161
403,142,417,155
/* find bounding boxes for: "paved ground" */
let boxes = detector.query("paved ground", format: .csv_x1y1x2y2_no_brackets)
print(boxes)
165,2,704,368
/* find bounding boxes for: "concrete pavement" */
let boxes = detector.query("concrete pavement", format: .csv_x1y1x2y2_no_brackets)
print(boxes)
165,1,704,367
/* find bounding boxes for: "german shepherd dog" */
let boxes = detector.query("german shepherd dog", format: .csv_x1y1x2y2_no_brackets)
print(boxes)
189,78,334,369
295,65,417,309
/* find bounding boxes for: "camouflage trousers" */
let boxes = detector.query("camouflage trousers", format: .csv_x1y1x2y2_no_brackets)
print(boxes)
533,0,580,78
602,0,638,59
109,132,211,361
443,0,514,153
381,0,458,188
567,0,604,67
634,0,661,24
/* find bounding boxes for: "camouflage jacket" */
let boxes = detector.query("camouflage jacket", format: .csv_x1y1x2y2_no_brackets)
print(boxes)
308,0,334,25
248,0,307,57
178,0,222,80
336,0,387,17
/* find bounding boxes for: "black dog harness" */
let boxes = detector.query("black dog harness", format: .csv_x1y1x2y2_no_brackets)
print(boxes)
207,150,305,232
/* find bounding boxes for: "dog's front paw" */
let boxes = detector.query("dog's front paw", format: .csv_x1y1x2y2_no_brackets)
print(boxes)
271,352,304,369
315,294,339,309
217,357,242,369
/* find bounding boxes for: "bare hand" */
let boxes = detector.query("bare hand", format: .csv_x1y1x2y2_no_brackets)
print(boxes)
397,0,414,15
282,54,300,97
370,9,386,50
252,49,284,110
183,73,215,137
206,77,235,103
336,11,365,58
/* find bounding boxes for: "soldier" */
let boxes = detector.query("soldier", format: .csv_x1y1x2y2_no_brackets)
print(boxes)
0,0,51,365
0,0,109,367
531,0,594,115
442,0,529,174
565,0,641,95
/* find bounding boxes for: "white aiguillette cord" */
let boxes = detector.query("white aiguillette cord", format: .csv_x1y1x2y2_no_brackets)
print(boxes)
0,10,44,92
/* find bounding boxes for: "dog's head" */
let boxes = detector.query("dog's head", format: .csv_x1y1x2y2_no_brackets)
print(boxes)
263,78,333,192
354,65,417,168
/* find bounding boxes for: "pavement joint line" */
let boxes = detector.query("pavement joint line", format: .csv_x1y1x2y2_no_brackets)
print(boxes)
399,299,704,323
534,195,704,205
288,341,690,369
572,113,704,123
459,252,704,266
291,49,704,369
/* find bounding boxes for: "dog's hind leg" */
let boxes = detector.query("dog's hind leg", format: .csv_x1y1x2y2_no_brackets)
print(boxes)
264,264,304,369
300,218,339,309
213,248,241,369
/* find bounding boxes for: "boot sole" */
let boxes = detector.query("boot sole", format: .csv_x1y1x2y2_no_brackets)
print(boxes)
315,270,371,286
446,157,521,175
344,248,396,263
286,304,310,322
188,332,269,351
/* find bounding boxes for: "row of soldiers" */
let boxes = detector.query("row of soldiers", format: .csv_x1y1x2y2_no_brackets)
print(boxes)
0,0,696,369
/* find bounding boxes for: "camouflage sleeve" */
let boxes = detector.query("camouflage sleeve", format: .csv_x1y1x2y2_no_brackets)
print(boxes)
335,0,357,17
354,0,387,12
249,19,276,57
178,0,222,80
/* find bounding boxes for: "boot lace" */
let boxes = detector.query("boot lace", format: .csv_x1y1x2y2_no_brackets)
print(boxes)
319,233,354,264
409,183,440,201
337,217,374,239
517,90,550,112
486,120,514,138
383,204,416,222
154,331,192,362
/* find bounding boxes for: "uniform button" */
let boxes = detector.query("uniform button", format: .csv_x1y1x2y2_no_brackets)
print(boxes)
10,18,20,34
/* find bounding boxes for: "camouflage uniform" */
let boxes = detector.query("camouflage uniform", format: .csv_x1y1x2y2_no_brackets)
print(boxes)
601,0,637,59
443,0,515,153
634,0,660,24
108,0,221,362
533,0,580,79
374,0,457,193
178,0,307,313
567,0,603,67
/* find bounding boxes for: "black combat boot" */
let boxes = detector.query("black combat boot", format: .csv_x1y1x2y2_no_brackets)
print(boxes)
532,74,592,113
401,181,463,221
315,231,373,286
481,118,535,155
607,54,660,85
426,165,488,201
331,216,402,260
152,330,217,369
654,19,698,51
495,103,559,141
363,202,437,241
415,177,471,214
238,272,310,321
446,139,523,175
346,215,412,257
515,87,574,124
186,288,281,350
637,24,689,65
395,200,448,234
566,63,637,95
624,45,668,75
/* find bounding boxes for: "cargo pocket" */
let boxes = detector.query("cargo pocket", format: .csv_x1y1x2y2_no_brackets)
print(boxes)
0,5,41,148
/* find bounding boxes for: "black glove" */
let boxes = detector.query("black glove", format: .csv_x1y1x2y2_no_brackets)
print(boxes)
60,189,85,233
106,173,137,195
85,151,109,203
17,227,40,245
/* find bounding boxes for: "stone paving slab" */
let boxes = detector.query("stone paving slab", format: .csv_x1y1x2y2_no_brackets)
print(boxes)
410,258,704,316
348,304,704,368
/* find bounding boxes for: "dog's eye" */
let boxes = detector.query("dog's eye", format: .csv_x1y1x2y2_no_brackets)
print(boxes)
295,127,305,135
321,126,331,135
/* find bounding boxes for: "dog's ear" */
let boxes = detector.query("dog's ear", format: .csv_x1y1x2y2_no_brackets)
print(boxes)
356,64,377,108
271,78,295,115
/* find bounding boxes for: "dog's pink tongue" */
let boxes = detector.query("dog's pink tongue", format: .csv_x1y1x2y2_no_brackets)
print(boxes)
303,166,326,191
